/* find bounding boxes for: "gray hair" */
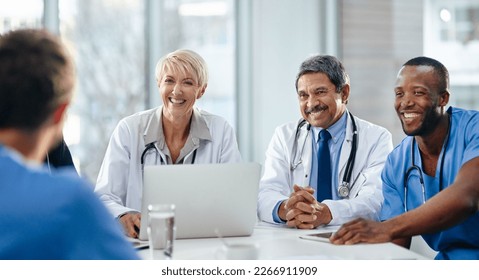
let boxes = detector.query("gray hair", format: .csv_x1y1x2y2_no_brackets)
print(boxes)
295,54,349,92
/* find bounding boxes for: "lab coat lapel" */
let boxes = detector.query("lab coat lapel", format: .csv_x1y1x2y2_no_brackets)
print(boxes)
299,124,313,187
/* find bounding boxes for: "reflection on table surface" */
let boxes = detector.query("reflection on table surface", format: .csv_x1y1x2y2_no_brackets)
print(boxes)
137,222,428,260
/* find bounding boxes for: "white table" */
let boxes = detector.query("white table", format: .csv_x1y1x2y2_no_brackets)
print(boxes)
137,222,428,260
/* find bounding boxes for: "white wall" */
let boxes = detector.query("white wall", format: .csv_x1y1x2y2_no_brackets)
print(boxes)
247,0,322,164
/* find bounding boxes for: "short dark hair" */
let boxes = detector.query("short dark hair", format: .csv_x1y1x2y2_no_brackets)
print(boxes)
295,55,350,92
0,29,74,131
403,56,449,93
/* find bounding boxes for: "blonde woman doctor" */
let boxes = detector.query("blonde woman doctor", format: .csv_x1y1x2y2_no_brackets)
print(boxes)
95,49,242,238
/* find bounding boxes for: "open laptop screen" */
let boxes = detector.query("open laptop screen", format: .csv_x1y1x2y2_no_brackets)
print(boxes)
139,162,261,240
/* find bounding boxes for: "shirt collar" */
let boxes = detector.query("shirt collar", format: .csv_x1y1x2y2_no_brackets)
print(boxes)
144,106,212,149
0,143,43,169
189,107,213,144
311,110,348,144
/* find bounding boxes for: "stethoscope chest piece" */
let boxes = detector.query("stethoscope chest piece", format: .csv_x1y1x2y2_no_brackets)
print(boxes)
338,183,350,198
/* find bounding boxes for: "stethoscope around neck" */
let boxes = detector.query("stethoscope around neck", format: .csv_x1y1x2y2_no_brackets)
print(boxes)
403,113,451,212
140,142,197,171
290,111,358,198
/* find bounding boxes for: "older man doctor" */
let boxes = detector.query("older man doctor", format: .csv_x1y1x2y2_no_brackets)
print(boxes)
258,55,393,229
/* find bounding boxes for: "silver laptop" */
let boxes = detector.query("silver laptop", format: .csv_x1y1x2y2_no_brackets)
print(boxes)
139,162,261,240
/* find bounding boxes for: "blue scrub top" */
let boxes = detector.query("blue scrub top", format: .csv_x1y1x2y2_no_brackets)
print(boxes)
380,107,479,260
0,145,139,260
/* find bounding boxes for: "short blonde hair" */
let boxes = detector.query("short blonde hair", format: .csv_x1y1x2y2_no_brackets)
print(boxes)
155,49,208,88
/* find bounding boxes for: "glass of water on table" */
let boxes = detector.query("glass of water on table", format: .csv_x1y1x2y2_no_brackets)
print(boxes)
147,204,176,260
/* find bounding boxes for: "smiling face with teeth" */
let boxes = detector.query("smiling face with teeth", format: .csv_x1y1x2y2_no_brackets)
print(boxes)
158,70,205,121
155,50,208,122
394,65,449,136
297,72,349,129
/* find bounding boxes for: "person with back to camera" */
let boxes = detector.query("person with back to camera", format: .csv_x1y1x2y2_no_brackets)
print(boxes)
95,49,242,238
0,28,138,259
331,56,479,260
257,54,393,229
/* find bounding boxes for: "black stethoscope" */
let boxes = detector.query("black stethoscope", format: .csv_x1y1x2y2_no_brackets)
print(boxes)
290,111,358,198
140,142,197,169
403,113,451,212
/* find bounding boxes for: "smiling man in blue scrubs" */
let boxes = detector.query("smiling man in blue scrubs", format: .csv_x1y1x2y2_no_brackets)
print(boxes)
331,56,479,260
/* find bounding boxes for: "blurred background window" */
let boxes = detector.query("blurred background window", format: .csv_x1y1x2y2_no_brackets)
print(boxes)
59,0,147,182
0,0,42,32
158,0,236,132
58,0,235,183
2,0,478,184
425,0,479,111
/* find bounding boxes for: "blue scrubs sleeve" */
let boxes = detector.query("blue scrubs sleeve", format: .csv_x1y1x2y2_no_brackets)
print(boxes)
380,155,406,221
462,113,479,164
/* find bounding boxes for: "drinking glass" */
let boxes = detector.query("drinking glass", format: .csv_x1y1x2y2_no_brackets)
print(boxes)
147,204,176,260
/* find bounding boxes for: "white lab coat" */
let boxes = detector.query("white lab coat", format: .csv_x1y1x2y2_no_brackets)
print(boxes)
258,114,393,226
95,106,242,217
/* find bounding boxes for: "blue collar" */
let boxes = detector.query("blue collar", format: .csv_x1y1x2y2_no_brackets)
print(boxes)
311,110,348,144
